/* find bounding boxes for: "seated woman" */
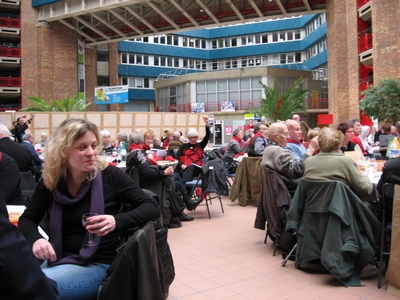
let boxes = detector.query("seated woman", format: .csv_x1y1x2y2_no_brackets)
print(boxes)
304,127,373,199
224,128,247,159
18,118,160,300
142,130,154,152
126,131,198,225
337,122,361,153
100,130,114,154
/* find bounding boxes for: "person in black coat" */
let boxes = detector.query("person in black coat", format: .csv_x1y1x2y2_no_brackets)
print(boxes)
0,194,60,299
0,152,25,205
0,124,35,173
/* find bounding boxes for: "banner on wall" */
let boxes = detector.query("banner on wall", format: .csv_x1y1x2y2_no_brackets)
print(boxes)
191,103,205,113
94,85,129,104
77,39,85,101
220,101,235,111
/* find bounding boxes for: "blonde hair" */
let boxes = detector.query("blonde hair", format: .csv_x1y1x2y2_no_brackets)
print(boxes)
318,127,343,152
307,128,320,140
41,118,108,191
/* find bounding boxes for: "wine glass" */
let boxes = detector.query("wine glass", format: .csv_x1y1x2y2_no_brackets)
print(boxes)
82,213,98,246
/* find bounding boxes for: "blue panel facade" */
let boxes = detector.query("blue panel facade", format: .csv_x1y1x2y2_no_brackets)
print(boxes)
304,50,328,70
118,65,203,77
32,0,63,7
128,89,155,101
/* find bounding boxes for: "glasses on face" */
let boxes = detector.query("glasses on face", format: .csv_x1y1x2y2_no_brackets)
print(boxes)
188,136,198,139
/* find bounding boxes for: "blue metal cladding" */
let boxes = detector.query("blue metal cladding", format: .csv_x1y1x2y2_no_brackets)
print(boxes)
32,0,63,7
118,65,204,77
304,50,328,70
128,88,155,101
302,23,327,48
179,14,315,38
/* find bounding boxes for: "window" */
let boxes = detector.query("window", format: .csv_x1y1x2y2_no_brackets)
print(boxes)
280,54,286,64
136,55,142,64
212,61,218,70
295,30,301,39
144,78,149,88
121,77,128,85
232,38,237,47
273,33,278,42
212,40,217,49
129,54,135,64
143,55,149,65
154,36,159,43
121,53,127,64
167,57,173,67
262,34,268,43
287,32,293,40
160,35,166,44
167,35,172,45
154,56,159,66
280,33,286,41
295,53,301,62
174,36,179,46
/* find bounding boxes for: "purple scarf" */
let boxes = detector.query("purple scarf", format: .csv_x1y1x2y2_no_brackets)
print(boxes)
49,171,104,266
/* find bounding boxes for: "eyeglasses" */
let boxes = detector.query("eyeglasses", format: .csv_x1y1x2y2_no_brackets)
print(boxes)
188,136,198,139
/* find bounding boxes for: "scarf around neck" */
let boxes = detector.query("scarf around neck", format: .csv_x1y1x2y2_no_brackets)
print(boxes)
129,143,143,151
49,171,104,266
231,136,244,148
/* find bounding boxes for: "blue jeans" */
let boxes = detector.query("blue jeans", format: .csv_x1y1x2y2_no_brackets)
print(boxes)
41,262,110,300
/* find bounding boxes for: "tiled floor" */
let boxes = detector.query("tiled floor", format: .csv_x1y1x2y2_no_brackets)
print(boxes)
166,195,398,300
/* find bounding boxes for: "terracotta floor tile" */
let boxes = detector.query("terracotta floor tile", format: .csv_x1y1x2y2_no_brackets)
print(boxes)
166,195,391,300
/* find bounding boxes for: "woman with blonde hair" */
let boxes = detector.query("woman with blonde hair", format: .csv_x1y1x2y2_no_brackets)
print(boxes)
303,127,372,198
143,130,154,152
19,118,160,299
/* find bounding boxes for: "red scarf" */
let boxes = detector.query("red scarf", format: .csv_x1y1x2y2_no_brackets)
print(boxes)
142,144,151,151
231,136,244,148
128,143,143,151
246,133,263,146
287,138,302,145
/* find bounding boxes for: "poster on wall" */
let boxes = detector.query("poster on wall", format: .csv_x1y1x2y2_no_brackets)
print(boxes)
94,85,129,104
77,39,85,101
221,101,235,111
225,125,232,135
191,102,205,113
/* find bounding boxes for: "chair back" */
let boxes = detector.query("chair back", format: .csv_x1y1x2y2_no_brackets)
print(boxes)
201,159,229,196
19,171,36,191
287,178,381,286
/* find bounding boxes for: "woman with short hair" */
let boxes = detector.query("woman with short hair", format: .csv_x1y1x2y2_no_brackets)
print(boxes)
304,127,372,198
337,122,360,153
224,128,246,158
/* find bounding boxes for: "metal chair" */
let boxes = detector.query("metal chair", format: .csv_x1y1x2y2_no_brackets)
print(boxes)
221,156,236,187
378,182,394,289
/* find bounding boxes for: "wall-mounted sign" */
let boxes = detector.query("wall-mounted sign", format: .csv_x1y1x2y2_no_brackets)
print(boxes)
94,85,129,104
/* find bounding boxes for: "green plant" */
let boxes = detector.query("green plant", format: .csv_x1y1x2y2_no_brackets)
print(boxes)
252,77,308,122
20,94,92,112
360,78,400,125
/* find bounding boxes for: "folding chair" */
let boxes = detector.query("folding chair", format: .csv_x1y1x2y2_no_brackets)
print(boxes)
185,160,228,219
378,182,394,289
221,156,236,188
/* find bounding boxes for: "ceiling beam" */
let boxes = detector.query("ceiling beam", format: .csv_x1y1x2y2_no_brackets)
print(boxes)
74,16,110,40
169,0,199,27
275,0,287,15
58,19,96,43
303,0,311,11
195,0,220,24
226,0,245,20
109,9,144,35
247,0,264,18
91,12,127,38
147,1,180,30
125,6,158,33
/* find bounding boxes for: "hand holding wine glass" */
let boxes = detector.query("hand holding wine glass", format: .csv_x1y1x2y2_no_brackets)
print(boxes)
82,213,99,246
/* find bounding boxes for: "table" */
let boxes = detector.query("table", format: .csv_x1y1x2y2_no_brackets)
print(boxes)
229,156,262,206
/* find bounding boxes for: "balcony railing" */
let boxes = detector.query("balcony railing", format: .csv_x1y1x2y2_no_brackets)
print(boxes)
0,76,21,87
0,46,21,58
358,0,370,8
0,17,21,28
165,98,328,112
359,33,373,53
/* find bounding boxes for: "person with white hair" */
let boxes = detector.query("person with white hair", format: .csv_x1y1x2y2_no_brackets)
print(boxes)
100,130,113,154
176,116,210,183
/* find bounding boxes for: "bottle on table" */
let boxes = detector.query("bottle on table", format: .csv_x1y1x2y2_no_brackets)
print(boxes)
389,139,399,158
118,142,127,162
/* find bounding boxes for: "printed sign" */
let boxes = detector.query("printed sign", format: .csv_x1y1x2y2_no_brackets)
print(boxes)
94,85,129,104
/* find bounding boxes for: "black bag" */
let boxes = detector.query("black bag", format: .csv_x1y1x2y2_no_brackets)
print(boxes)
98,220,175,300
166,187,184,215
